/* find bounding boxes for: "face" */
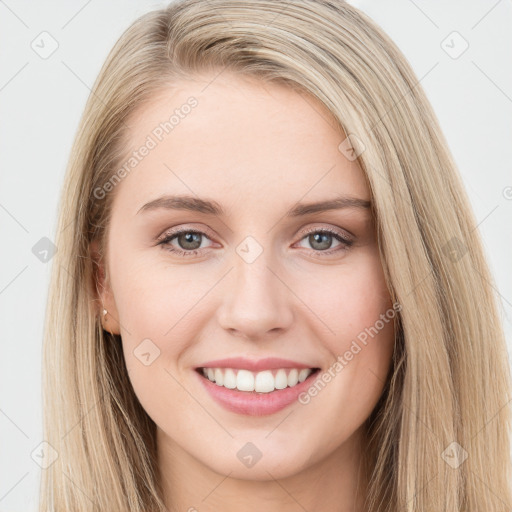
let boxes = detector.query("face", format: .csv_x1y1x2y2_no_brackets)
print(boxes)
95,72,395,482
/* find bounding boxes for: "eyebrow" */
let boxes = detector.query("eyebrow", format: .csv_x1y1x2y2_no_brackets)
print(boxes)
137,194,371,217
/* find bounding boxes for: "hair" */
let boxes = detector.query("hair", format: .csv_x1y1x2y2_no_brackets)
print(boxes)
40,0,512,510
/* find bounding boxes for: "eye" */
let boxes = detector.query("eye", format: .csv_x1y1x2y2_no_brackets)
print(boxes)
295,227,353,257
157,226,353,258
157,228,214,257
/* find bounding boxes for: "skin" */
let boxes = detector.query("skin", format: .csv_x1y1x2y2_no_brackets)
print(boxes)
94,71,396,512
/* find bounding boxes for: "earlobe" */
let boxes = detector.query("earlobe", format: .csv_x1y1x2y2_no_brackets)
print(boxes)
90,238,121,335
100,306,120,336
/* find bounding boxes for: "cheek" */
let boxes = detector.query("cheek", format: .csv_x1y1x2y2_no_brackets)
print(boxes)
110,259,205,426
110,245,207,341
108,252,220,416
302,252,395,410
308,251,393,349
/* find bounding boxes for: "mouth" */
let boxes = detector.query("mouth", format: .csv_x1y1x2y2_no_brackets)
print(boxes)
195,366,321,394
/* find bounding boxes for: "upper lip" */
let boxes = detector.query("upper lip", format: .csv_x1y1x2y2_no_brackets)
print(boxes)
196,357,318,372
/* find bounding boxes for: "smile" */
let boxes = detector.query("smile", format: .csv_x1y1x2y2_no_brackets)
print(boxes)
197,367,318,393
195,366,321,416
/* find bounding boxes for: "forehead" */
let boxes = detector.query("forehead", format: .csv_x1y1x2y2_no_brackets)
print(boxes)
116,72,370,212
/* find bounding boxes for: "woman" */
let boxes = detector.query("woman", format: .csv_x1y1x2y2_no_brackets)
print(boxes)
40,0,512,510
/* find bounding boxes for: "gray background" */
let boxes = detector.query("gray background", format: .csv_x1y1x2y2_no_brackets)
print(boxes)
1,0,511,510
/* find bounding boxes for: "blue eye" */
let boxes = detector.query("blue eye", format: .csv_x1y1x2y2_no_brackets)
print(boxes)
158,229,213,257
296,229,353,255
157,227,353,258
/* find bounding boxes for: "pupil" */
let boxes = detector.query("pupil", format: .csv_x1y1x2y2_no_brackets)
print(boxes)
180,232,201,250
310,233,332,250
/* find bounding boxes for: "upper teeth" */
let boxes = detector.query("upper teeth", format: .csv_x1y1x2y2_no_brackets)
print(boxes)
201,367,314,393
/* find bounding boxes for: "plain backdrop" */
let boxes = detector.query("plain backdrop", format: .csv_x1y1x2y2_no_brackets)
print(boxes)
0,1,511,510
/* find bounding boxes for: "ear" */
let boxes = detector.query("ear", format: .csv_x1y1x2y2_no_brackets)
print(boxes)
90,238,121,335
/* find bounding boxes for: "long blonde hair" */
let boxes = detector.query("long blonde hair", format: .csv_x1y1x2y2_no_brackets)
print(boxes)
40,1,512,510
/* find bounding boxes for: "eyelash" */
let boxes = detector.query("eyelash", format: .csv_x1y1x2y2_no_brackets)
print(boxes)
157,226,353,258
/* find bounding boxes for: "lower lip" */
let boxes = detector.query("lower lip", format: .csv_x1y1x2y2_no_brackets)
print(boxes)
195,368,320,416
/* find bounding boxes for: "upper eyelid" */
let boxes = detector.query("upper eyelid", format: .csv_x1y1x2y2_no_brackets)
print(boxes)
157,229,352,261
300,225,353,240
156,224,215,242
157,224,353,246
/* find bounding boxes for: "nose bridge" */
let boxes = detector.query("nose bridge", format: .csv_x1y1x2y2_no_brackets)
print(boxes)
216,236,293,338
231,238,281,309
234,245,276,298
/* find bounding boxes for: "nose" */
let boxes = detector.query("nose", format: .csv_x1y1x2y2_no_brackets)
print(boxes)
216,251,294,341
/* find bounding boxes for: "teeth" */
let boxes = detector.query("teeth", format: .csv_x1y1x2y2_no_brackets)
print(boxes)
237,369,255,391
255,370,274,393
274,369,288,389
298,369,310,383
214,368,224,386
200,367,315,392
288,368,299,386
223,368,237,389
